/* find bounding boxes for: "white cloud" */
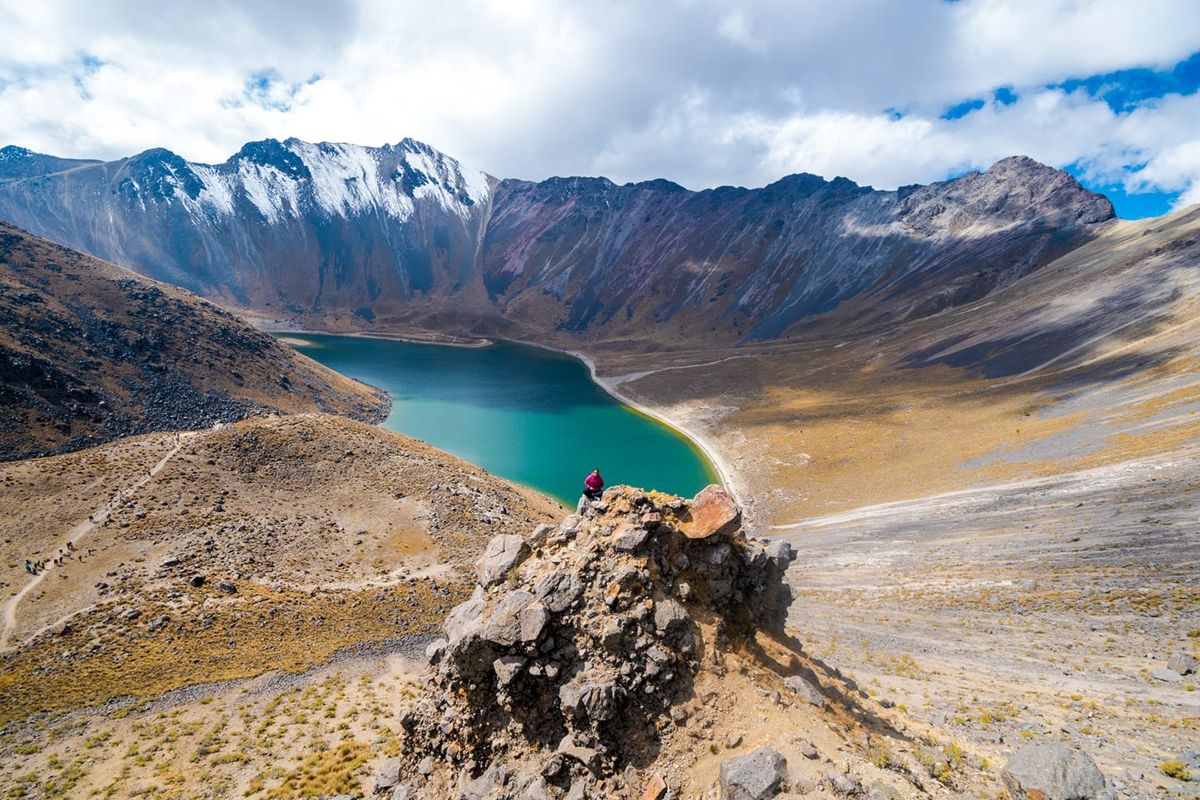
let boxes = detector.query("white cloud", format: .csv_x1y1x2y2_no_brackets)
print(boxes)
0,0,1198,213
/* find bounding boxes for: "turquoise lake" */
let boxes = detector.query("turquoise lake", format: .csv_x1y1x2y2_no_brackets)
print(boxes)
279,333,718,505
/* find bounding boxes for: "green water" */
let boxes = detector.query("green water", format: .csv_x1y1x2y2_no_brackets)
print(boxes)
279,333,718,505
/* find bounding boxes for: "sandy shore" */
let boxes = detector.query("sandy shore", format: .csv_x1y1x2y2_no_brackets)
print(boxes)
258,323,493,349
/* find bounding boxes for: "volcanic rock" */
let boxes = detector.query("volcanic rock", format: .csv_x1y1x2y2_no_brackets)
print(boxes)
678,485,740,539
719,747,788,800
397,484,798,799
1001,743,1114,800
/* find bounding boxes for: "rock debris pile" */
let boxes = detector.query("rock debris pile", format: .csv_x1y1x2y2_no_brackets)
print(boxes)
393,484,796,799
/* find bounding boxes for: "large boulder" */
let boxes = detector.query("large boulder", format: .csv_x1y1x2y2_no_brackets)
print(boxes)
719,747,788,800
1167,652,1197,675
1001,743,1113,800
784,675,826,708
477,534,530,587
678,485,740,540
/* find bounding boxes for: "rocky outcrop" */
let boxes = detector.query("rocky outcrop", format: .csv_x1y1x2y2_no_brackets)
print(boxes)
0,141,1114,345
394,484,796,799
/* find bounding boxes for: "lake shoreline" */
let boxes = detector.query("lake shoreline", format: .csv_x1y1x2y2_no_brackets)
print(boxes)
257,322,492,349
512,339,738,504
263,323,733,502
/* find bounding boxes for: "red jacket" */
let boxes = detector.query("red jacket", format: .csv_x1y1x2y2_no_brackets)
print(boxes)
584,473,604,491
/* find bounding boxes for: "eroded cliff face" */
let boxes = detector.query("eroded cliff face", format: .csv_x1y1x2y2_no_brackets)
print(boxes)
0,141,1113,345
480,156,1113,342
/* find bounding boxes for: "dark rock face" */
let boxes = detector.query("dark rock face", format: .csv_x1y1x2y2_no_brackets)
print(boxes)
0,223,389,460
396,485,796,799
481,157,1113,341
719,748,789,800
0,142,1114,344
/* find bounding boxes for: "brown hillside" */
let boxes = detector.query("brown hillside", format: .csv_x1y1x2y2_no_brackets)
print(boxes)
0,223,389,460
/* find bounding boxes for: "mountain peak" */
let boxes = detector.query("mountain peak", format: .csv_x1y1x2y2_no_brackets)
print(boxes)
230,139,311,181
0,145,33,161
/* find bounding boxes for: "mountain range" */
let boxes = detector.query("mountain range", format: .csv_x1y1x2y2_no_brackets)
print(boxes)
0,139,1114,343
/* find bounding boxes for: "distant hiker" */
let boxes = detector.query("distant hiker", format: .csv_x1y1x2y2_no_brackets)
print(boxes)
66,541,74,551
24,559,33,574
583,468,604,501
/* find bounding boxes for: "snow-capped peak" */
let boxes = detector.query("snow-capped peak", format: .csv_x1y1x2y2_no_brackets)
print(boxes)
175,137,491,225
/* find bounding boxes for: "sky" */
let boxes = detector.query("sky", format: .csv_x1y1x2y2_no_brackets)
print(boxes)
1,1,1199,219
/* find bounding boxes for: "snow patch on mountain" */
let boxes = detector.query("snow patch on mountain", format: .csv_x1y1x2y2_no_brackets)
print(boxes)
236,161,302,224
171,138,491,226
189,165,235,217
286,140,410,220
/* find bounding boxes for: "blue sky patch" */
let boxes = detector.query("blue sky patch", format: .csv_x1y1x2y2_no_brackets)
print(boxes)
1066,165,1177,220
1054,51,1200,113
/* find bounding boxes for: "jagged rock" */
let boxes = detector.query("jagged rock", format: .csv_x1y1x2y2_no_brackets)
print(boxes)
446,589,487,644
460,763,511,800
640,773,667,800
375,758,402,792
797,740,819,760
425,639,447,662
493,656,525,687
613,523,651,552
556,736,601,770
1151,667,1183,683
529,524,554,547
216,580,237,594
1001,743,1114,800
864,782,902,800
719,747,788,800
679,485,740,539
482,591,545,646
538,574,583,614
1167,652,1197,675
653,598,689,636
784,675,826,707
477,534,530,587
519,776,554,800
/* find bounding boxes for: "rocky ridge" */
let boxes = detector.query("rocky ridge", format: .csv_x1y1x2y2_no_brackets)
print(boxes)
0,141,1114,344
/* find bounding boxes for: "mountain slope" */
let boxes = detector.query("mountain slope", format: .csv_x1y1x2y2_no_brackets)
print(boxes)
0,139,493,316
0,141,1114,344
0,223,389,460
0,412,560,723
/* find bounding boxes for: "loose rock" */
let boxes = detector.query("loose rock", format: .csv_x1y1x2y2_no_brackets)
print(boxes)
719,747,788,800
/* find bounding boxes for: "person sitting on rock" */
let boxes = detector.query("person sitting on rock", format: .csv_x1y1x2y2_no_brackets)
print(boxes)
582,468,604,501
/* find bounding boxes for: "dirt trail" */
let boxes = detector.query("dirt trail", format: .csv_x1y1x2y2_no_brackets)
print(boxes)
0,432,197,651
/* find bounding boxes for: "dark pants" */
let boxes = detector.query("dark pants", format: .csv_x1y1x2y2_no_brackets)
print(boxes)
582,488,603,501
